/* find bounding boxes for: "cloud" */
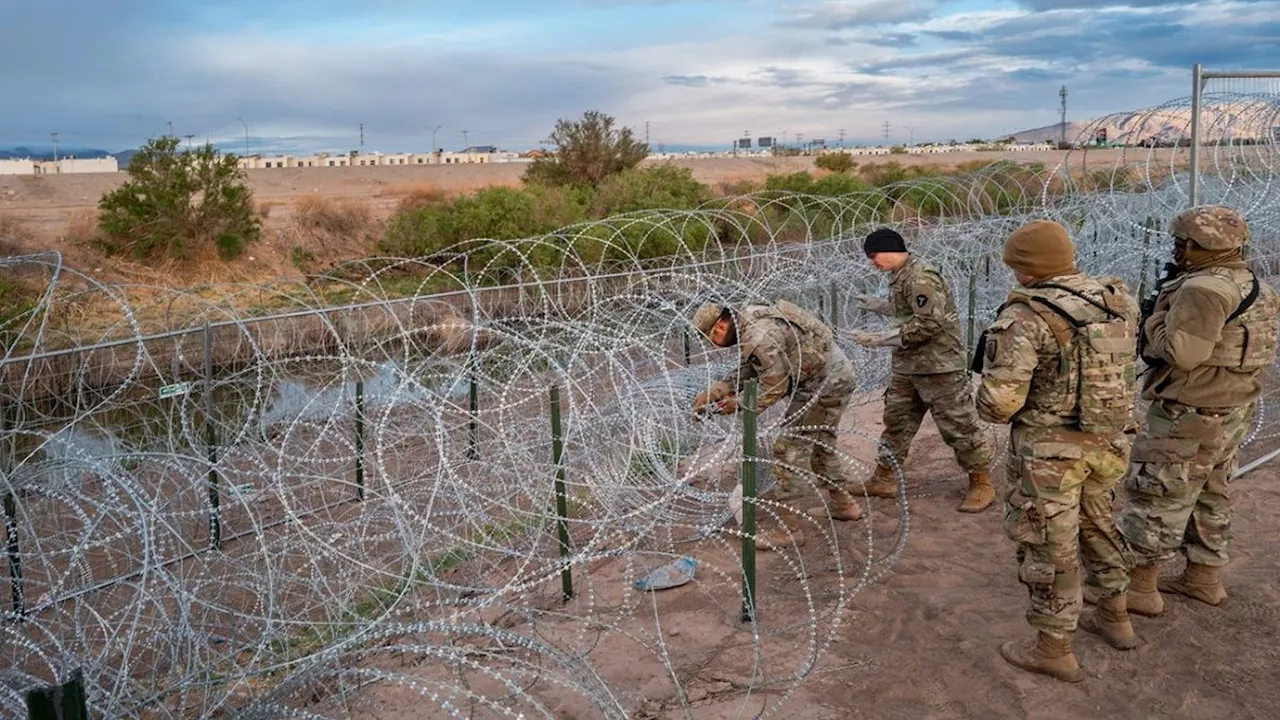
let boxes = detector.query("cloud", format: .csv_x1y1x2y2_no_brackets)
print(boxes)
782,0,936,30
1,0,1277,152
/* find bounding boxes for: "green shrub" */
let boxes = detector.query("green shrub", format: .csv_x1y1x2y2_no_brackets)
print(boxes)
814,152,855,173
97,136,259,261
592,164,709,216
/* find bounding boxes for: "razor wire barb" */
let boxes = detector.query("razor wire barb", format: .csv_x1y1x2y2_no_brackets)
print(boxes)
0,92,1278,719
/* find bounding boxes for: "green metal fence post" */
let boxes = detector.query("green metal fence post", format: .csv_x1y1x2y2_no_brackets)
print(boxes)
966,272,978,362
24,667,88,720
550,385,573,601
829,282,839,329
354,380,365,502
203,322,221,551
468,375,479,460
740,378,758,623
1,407,21,619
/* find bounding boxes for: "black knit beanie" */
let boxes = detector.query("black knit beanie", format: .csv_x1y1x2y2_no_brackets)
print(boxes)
864,227,907,256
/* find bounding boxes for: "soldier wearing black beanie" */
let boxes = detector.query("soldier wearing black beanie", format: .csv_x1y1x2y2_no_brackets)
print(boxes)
849,225,995,514
863,227,908,256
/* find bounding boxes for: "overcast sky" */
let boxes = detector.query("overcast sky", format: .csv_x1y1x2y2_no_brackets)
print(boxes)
3,0,1277,154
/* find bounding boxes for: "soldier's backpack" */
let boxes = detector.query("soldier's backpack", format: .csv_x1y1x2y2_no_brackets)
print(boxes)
1004,278,1138,435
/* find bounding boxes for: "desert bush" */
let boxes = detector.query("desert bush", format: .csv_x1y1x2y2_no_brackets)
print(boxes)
96,136,259,261
591,164,709,216
524,110,648,187
815,153,856,173
293,196,373,236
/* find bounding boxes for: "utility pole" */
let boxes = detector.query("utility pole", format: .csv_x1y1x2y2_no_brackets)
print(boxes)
462,129,470,150
905,126,918,147
1059,85,1068,147
838,128,845,147
882,121,891,146
167,121,174,137
645,121,651,147
359,123,364,155
184,134,195,150
796,132,804,153
236,117,249,157
430,125,442,153
51,132,59,173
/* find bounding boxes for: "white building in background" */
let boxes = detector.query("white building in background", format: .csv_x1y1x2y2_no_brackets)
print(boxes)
0,159,37,175
5,157,120,174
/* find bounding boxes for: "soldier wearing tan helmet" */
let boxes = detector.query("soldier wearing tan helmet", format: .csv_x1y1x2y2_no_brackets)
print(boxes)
975,219,1140,682
691,299,860,550
1116,205,1279,617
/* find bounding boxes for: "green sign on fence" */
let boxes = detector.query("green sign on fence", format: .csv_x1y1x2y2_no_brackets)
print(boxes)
158,382,193,399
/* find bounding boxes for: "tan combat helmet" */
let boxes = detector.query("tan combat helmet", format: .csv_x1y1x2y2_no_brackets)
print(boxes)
1170,205,1250,250
691,302,724,340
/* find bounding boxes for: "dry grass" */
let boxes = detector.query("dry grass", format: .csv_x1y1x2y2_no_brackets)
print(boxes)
0,214,32,256
65,209,100,245
293,195,375,236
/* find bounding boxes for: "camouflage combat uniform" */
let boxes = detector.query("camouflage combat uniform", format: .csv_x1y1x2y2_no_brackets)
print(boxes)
1119,208,1280,575
875,257,992,476
706,302,857,501
977,272,1140,638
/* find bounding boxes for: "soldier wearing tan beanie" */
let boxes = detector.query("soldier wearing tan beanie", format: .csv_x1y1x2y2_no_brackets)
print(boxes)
1002,219,1078,282
977,219,1142,681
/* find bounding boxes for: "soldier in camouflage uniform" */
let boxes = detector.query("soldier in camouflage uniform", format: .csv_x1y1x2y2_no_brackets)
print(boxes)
692,300,860,550
1116,205,1279,616
976,220,1141,681
850,228,995,512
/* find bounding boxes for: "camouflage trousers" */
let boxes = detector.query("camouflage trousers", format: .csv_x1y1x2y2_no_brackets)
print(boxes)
768,353,857,502
1118,399,1254,568
1003,424,1132,638
876,370,993,475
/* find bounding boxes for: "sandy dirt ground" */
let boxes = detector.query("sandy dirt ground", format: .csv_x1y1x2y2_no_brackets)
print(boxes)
333,395,1280,720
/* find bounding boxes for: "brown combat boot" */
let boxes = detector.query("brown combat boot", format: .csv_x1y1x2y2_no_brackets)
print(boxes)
1159,562,1228,607
1126,564,1165,617
1079,594,1140,650
805,487,863,522
755,508,807,551
861,466,898,498
957,471,995,513
999,631,1084,683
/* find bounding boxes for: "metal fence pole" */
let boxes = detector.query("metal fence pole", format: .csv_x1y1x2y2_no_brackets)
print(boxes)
354,380,365,502
1,406,20,619
683,330,690,366
829,282,839,329
740,378,758,623
203,322,221,551
25,667,88,720
966,272,978,362
1189,63,1203,208
467,375,479,460
550,385,573,601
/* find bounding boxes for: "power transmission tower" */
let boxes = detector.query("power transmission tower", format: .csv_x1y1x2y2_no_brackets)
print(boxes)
838,128,845,147
462,129,470,149
1059,86,1068,147
167,121,174,137
882,121,891,145
360,123,364,155
184,134,195,150
645,121,650,146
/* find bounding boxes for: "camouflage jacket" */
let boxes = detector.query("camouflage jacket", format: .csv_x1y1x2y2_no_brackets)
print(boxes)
711,301,848,411
888,256,966,374
977,273,1139,430
1143,261,1280,409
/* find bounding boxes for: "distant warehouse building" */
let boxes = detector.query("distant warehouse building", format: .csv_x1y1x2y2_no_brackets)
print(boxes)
0,156,119,175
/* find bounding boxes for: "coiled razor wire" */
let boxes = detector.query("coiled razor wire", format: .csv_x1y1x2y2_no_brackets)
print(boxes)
0,93,1277,718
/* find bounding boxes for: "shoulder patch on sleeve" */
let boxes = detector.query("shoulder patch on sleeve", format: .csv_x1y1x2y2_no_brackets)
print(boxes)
916,294,928,308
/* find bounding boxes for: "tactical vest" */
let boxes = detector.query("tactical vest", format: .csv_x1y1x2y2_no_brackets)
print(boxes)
1004,277,1137,435
740,300,834,380
1160,266,1278,373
